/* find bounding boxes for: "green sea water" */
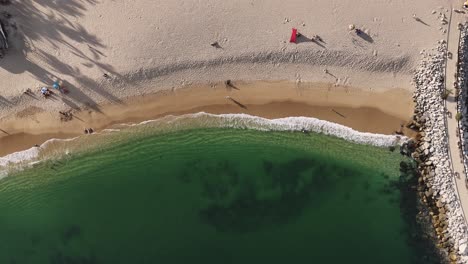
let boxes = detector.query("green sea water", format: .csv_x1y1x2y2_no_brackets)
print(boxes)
0,128,440,264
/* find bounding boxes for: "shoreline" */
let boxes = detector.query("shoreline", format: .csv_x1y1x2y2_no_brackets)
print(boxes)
0,1,461,263
0,81,415,157
0,112,406,172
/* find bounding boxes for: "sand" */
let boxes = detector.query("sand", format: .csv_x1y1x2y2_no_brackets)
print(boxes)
0,0,456,156
0,81,414,156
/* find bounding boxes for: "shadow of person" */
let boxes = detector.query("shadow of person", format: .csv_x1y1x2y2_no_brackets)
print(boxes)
332,109,346,118
356,31,374,43
296,34,327,48
414,17,430,27
210,41,223,49
311,39,326,48
314,35,326,44
224,79,239,90
226,96,247,109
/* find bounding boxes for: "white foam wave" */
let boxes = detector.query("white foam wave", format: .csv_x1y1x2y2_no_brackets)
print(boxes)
0,112,405,177
140,112,406,147
0,146,40,167
101,128,121,133
40,136,80,148
0,136,81,176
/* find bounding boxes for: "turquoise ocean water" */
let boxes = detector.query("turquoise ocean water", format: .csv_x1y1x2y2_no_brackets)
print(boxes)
0,119,441,263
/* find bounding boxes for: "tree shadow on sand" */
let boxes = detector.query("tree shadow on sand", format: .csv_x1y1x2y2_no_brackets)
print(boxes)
0,0,123,108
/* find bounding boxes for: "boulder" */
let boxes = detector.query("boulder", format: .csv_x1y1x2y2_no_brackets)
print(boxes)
450,253,457,262
437,200,444,208
460,243,468,254
439,213,447,220
425,189,434,198
422,142,430,150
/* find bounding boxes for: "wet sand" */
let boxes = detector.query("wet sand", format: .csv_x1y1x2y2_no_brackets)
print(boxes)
0,81,415,157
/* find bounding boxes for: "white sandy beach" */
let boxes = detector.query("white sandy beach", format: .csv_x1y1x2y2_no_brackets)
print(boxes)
0,0,454,118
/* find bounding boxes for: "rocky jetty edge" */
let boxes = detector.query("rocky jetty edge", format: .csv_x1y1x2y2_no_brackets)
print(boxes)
410,36,468,263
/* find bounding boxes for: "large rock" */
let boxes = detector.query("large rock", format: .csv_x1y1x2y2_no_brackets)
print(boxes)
460,243,468,254
437,200,444,208
439,214,447,221
422,142,430,150
450,253,457,262
425,189,434,198
440,207,446,214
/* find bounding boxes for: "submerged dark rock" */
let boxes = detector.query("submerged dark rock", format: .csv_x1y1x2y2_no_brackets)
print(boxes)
195,157,347,232
62,225,82,244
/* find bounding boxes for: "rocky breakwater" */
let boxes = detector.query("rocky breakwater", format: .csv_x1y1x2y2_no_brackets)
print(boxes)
411,40,468,263
457,24,468,202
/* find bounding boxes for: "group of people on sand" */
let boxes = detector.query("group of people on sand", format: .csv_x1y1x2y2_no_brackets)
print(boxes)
59,110,73,122
25,80,69,98
24,79,96,135
40,87,52,97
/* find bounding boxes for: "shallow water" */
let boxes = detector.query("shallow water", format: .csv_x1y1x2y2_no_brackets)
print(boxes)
0,128,439,264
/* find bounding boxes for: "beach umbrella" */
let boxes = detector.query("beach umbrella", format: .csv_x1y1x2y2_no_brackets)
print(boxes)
41,87,47,94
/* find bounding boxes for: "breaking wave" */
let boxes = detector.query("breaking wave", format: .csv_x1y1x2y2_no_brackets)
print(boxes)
0,112,406,177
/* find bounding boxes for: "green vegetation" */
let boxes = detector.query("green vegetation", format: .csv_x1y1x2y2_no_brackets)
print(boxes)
441,88,453,100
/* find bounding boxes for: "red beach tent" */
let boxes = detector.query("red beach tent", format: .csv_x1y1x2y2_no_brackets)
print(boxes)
290,28,297,43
